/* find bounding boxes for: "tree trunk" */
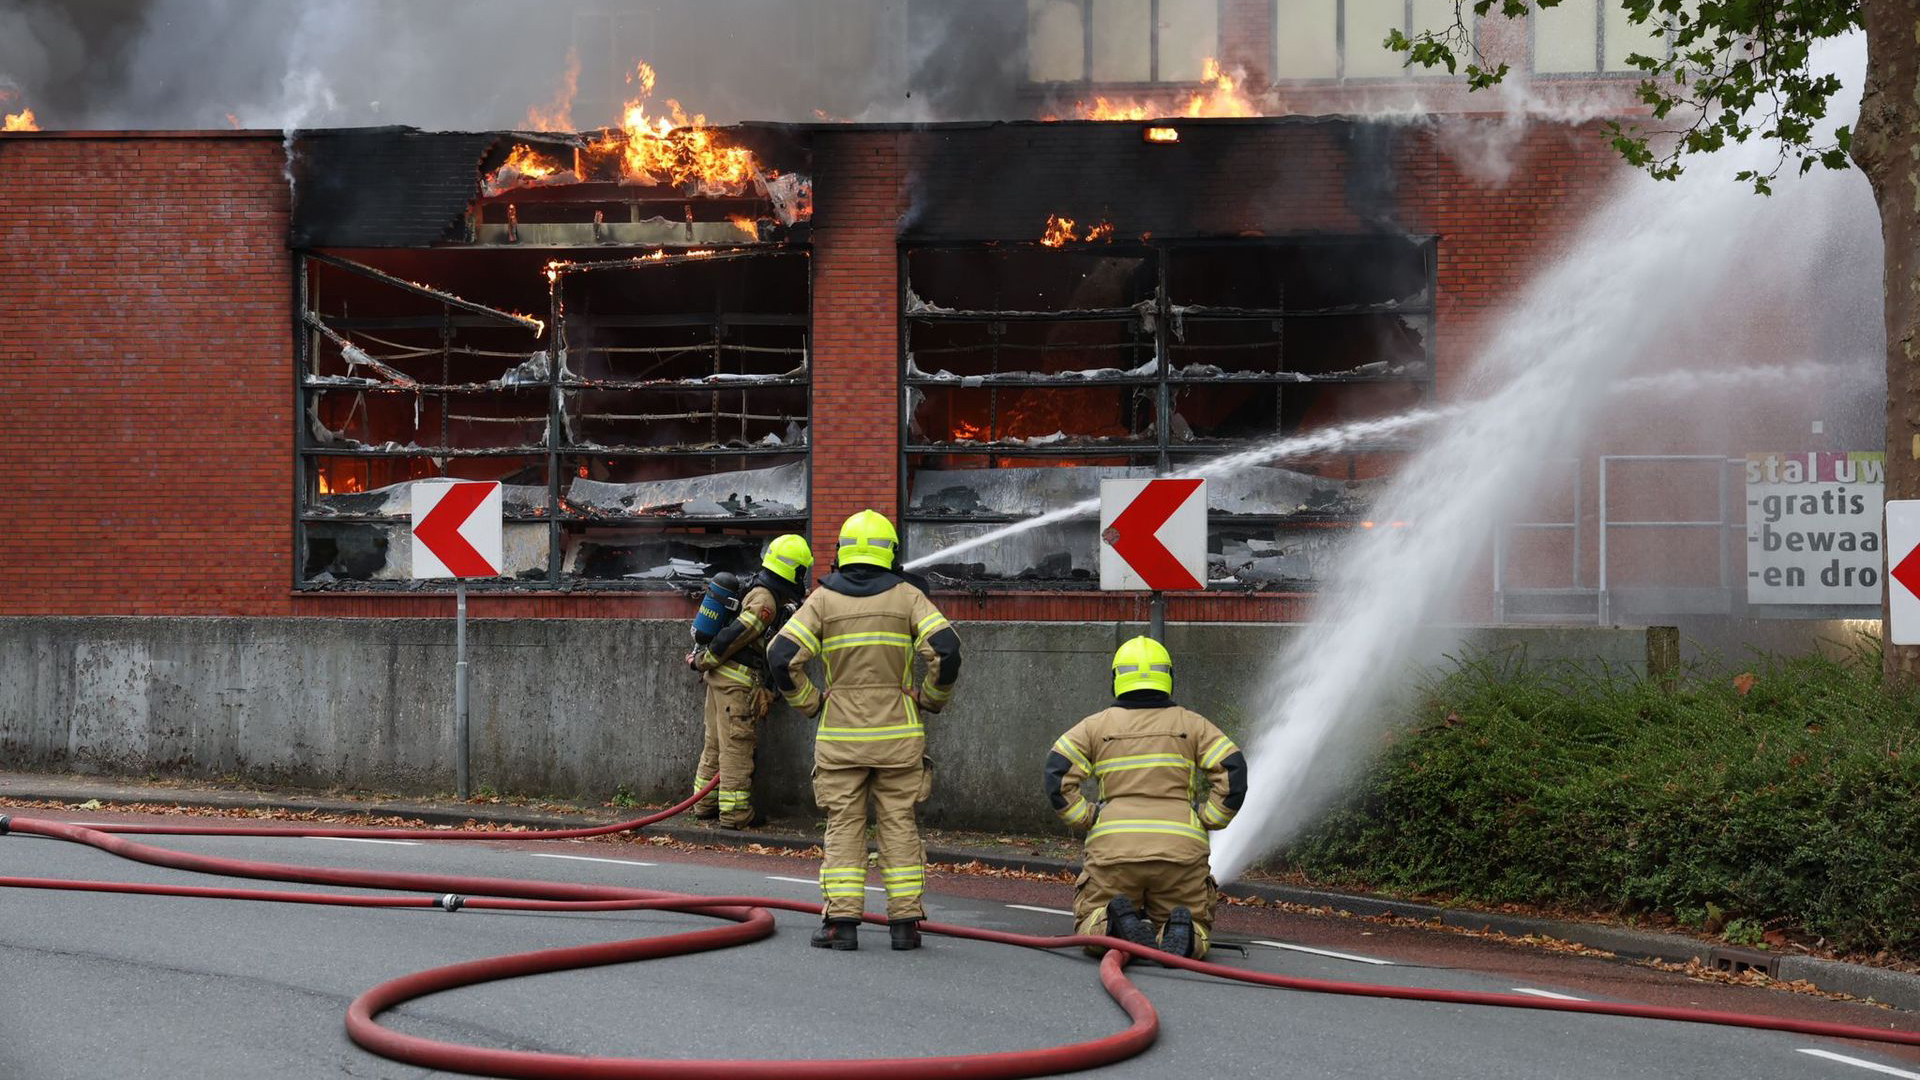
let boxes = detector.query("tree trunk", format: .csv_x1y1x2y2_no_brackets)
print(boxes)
1854,0,1920,684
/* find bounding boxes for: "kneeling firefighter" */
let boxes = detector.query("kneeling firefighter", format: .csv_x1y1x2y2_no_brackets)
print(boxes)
1044,635,1247,960
766,509,962,952
687,534,813,829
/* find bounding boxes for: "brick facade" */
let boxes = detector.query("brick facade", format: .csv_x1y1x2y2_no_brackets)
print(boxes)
0,115,1629,622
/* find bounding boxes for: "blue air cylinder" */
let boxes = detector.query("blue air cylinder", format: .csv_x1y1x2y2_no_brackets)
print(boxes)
691,572,742,644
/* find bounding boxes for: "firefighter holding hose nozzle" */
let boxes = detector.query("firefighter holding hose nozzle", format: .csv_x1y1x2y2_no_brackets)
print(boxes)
766,509,962,952
687,533,813,830
1045,635,1247,960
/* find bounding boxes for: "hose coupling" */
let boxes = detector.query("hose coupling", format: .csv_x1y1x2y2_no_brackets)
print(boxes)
438,893,465,912
0,815,9,835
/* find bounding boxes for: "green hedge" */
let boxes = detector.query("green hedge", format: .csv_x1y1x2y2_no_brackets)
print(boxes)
1281,649,1920,955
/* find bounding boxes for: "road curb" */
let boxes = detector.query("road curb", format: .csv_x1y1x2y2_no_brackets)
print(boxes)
5,772,1916,1012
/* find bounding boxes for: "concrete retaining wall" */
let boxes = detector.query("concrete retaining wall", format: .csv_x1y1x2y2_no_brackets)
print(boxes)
0,616,1808,832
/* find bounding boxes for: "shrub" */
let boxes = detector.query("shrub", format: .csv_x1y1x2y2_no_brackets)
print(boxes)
1281,647,1920,956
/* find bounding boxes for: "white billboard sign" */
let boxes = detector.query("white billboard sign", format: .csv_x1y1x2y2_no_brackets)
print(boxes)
1744,452,1882,605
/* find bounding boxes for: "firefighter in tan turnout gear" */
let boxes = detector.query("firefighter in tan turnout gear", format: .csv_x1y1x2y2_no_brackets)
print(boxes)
766,509,962,952
1045,635,1246,960
689,534,813,829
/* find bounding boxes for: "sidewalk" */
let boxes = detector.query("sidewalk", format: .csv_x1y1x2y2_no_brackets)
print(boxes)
4,770,1915,1012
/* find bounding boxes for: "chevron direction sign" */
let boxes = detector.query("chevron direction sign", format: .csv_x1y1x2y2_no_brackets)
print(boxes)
411,480,503,579
1099,478,1206,592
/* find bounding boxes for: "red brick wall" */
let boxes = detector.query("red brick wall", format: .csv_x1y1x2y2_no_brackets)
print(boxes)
0,133,695,620
0,134,296,616
808,130,910,555
0,123,1630,623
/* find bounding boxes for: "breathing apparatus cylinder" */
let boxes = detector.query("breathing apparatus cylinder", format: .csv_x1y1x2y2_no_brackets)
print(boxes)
691,572,741,645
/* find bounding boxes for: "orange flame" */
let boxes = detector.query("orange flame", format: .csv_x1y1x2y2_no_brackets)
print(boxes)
727,215,761,240
1069,57,1257,121
525,47,579,131
316,469,365,495
1040,214,1115,246
504,143,564,181
579,61,759,196
3,107,38,132
951,420,985,442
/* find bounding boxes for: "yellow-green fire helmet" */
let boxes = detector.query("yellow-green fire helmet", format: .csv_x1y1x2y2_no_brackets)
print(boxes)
1112,635,1173,696
836,509,899,569
762,533,814,583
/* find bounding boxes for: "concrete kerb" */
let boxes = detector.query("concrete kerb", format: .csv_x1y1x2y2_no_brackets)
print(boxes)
4,772,1917,1013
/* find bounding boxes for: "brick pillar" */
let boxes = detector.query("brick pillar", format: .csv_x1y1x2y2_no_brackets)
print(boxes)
808,131,907,560
1221,0,1272,89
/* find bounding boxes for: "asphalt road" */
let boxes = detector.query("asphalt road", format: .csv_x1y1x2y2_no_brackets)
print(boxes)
2,810,1918,1080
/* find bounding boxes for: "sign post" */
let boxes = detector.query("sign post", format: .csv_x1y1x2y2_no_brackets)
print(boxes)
411,480,504,800
1100,478,1206,641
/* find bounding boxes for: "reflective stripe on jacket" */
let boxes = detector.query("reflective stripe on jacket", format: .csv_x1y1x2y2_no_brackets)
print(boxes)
1044,701,1245,866
773,579,958,768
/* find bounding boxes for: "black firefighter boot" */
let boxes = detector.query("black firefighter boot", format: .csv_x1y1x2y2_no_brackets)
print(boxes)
1105,897,1159,953
889,919,922,951
1158,906,1196,962
810,919,860,951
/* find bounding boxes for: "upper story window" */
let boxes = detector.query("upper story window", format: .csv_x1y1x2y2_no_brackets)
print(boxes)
1028,0,1221,84
1532,0,1673,75
1273,0,1457,81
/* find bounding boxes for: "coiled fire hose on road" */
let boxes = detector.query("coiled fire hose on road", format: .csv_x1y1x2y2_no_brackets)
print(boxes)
2,792,1919,1080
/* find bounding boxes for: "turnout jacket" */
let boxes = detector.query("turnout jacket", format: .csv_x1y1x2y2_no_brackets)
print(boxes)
1045,693,1247,866
696,583,776,690
767,565,962,768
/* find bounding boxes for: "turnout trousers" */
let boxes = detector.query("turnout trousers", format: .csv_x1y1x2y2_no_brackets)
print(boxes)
693,680,762,828
813,762,928,921
1073,857,1217,959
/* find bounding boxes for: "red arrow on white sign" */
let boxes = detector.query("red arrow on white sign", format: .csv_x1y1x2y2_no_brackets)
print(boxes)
411,481,503,579
1888,500,1920,644
1099,478,1206,591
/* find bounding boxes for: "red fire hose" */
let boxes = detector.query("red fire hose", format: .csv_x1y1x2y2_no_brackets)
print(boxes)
3,795,1918,1080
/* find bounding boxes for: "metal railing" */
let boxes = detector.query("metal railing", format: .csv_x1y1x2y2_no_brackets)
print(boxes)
1496,455,1743,625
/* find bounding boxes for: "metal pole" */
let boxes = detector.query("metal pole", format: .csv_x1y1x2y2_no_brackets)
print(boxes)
1150,590,1165,641
455,581,470,800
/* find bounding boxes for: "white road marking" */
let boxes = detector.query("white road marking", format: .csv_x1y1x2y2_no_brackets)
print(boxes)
765,875,883,893
1797,1049,1920,1078
1252,939,1394,966
1005,904,1075,917
528,853,656,868
1510,988,1586,1001
305,837,421,846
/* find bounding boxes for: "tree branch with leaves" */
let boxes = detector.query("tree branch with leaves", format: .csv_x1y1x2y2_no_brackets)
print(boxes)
1387,0,1861,192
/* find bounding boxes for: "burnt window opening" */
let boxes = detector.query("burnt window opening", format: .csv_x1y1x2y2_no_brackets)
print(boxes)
902,236,1433,588
297,247,810,589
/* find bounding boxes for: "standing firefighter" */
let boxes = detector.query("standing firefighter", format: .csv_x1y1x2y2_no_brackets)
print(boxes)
766,509,962,951
689,534,813,829
1045,636,1246,960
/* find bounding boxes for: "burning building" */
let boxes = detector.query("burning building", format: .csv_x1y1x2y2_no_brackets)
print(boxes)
0,107,1617,622
0,0,1876,815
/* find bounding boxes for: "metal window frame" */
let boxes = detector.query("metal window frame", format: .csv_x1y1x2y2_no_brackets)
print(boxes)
896,235,1438,586
1024,0,1227,88
293,248,813,592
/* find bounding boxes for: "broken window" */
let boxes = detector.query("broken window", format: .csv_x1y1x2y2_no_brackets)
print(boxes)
297,247,809,588
902,237,1434,587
